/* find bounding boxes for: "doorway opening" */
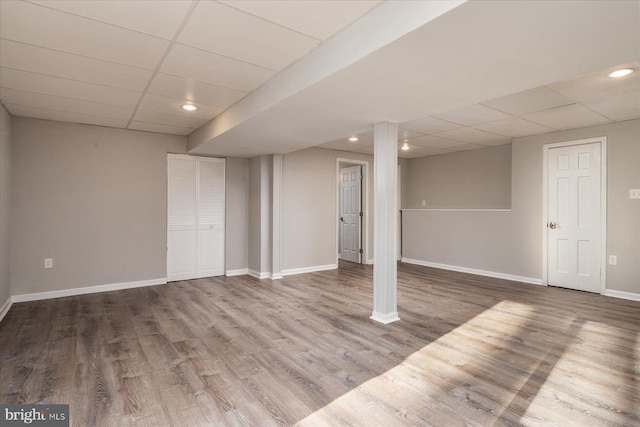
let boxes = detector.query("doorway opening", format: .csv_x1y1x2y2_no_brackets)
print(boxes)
336,158,369,265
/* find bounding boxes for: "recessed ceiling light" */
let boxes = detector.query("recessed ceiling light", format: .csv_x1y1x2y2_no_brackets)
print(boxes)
401,142,410,151
181,104,198,111
608,68,634,78
348,136,359,142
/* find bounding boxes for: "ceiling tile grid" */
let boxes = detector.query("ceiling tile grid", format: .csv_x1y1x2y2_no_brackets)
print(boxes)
0,0,376,136
0,0,638,159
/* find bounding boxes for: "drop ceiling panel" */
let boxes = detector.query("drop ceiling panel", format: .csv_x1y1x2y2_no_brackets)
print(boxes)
434,127,509,145
444,143,486,152
129,121,193,136
0,67,141,107
584,91,640,121
0,40,153,92
147,73,246,109
138,94,224,120
28,0,193,39
407,134,466,149
400,146,448,159
178,0,319,71
433,103,511,126
220,0,381,41
0,0,169,70
401,116,461,134
0,87,134,119
548,61,640,102
472,117,553,137
523,104,612,130
397,128,424,140
482,86,575,116
5,103,129,128
132,109,209,130
161,44,275,92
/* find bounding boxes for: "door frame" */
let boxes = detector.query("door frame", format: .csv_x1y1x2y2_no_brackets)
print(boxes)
541,136,607,293
336,158,369,265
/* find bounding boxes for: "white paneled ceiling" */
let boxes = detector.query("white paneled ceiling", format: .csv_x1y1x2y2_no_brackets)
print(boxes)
0,0,380,137
319,60,640,159
0,0,639,160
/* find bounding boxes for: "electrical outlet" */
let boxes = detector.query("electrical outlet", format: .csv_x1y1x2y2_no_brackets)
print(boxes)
630,189,640,199
608,255,617,266
44,258,53,269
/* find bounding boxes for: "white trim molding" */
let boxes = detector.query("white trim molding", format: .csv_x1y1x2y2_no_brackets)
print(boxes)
270,273,283,280
282,264,337,277
603,289,640,302
11,278,168,303
370,311,400,324
226,268,248,277
402,258,542,286
248,270,270,279
0,298,12,323
401,208,511,212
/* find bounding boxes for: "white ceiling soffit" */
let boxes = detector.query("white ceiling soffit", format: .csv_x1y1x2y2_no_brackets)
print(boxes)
190,0,640,157
188,0,466,154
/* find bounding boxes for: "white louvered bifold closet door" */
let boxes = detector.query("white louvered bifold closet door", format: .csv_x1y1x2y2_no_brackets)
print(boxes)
167,154,225,281
197,157,225,278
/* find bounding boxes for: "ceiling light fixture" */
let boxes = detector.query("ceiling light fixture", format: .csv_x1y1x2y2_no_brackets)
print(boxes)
348,136,359,142
401,141,410,151
181,104,198,111
608,68,634,78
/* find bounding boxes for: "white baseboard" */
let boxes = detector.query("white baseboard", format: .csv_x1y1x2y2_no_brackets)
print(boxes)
603,289,640,302
370,311,400,324
248,269,270,279
226,268,248,277
281,264,337,276
11,278,167,303
401,258,542,286
270,273,283,280
366,259,374,265
0,297,12,323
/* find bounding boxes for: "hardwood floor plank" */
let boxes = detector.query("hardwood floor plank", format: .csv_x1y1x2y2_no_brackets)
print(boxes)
1,261,638,426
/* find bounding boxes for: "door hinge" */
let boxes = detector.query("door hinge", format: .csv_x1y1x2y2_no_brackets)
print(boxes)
359,249,363,254
359,211,363,217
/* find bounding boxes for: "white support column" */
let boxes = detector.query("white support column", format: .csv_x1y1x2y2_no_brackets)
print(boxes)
371,121,400,324
271,154,283,279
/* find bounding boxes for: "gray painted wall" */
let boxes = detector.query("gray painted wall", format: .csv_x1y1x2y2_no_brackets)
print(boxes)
247,155,273,275
10,118,186,295
282,147,375,271
403,118,640,295
0,106,11,309
406,144,512,209
225,157,249,272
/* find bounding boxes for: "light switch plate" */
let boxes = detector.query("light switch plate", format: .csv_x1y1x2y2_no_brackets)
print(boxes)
630,189,640,199
608,255,617,265
44,258,53,269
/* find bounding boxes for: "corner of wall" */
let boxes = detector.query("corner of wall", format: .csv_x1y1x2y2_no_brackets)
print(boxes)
0,104,12,319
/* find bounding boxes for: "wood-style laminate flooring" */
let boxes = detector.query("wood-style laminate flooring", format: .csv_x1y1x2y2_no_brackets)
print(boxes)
1,261,639,426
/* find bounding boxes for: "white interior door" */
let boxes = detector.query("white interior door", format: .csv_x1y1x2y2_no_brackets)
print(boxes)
197,158,225,278
340,165,362,263
168,155,225,281
167,155,197,281
547,142,602,293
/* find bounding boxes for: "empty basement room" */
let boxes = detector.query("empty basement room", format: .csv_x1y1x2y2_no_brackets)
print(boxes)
0,1,639,426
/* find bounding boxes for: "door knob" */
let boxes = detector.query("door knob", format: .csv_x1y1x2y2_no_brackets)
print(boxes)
548,221,557,229
339,216,344,222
